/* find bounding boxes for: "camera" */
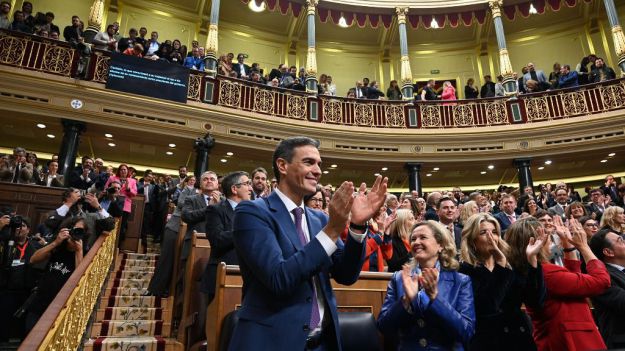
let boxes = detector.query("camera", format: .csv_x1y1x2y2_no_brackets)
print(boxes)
107,186,118,195
8,215,22,230
69,227,86,241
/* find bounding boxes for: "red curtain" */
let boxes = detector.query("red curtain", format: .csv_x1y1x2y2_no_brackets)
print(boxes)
474,9,487,24
381,15,392,29
369,14,380,28
344,11,354,26
408,14,420,28
318,7,329,22
356,13,367,27
461,11,474,26
448,13,460,28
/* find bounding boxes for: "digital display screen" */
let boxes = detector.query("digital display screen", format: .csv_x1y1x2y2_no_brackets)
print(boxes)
106,53,190,103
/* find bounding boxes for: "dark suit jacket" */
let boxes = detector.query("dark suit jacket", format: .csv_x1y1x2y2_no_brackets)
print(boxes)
200,199,239,297
591,264,625,349
68,167,96,190
586,203,608,223
39,174,64,188
232,63,251,78
180,193,208,260
601,185,620,204
230,192,366,351
494,211,517,234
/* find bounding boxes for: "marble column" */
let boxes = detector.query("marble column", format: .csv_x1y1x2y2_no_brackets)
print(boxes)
489,1,516,94
513,158,534,192
58,119,86,186
194,133,215,177
203,0,221,77
405,163,423,197
305,0,318,93
602,0,625,72
396,7,414,100
83,0,105,43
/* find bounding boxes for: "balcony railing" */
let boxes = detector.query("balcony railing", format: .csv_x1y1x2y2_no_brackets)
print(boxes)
2,29,624,129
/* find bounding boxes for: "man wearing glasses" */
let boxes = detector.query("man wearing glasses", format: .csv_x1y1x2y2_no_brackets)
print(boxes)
201,171,252,302
590,229,625,348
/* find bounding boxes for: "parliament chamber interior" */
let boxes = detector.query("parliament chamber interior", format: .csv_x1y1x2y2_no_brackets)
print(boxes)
1,0,625,350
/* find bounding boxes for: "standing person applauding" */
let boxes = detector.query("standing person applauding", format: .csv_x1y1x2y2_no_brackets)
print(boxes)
377,221,475,350
104,164,137,240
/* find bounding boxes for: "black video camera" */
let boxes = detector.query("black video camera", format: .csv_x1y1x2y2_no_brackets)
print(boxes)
69,227,86,241
8,215,22,230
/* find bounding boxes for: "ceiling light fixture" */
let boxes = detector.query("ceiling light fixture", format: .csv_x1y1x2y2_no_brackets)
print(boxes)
600,159,608,163
46,134,55,138
166,151,173,155
226,152,234,156
36,123,46,129
374,173,381,177
488,165,494,170
426,173,432,177
338,16,349,28
248,0,266,13
529,3,538,15
168,143,176,148
433,167,440,171
538,166,545,170
381,167,388,171
220,159,227,163
608,152,615,157
108,142,116,147
323,171,329,174
430,18,440,29
330,164,337,168
544,160,552,165
104,133,113,138
480,171,487,175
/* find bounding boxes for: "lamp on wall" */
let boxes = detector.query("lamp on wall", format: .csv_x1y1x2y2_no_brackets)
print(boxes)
338,16,349,28
430,18,440,29
529,3,538,15
248,1,266,13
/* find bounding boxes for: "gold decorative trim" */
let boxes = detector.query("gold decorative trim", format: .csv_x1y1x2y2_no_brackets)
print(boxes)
486,101,509,125
354,103,374,126
453,104,474,126
561,91,588,116
385,105,406,127
41,45,74,76
525,96,550,122
206,24,219,54
489,0,503,19
93,52,111,83
88,0,105,29
420,105,442,127
600,82,625,110
306,46,317,76
498,48,514,78
187,73,202,101
323,100,343,124
286,95,307,120
400,55,413,86
253,89,275,114
218,80,241,107
611,25,625,59
395,7,409,25
307,0,318,15
0,33,27,65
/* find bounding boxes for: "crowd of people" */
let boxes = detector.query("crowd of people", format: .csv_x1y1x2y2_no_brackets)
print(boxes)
2,137,625,349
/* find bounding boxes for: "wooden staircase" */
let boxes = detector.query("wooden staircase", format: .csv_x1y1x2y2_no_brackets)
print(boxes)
84,247,183,351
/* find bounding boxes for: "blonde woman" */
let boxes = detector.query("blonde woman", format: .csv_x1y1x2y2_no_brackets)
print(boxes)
460,214,547,351
385,209,415,273
459,200,479,227
378,221,475,350
600,206,625,236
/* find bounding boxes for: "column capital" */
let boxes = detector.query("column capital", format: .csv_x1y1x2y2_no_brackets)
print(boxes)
404,162,422,172
488,0,503,18
194,133,216,153
87,0,105,29
61,119,86,133
513,158,532,168
395,7,409,25
307,0,318,15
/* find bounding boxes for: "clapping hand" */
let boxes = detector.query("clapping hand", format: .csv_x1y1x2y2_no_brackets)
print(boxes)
526,226,549,267
567,218,588,249
324,181,356,240
487,232,507,267
401,264,419,301
552,215,572,246
420,267,439,300
349,176,388,225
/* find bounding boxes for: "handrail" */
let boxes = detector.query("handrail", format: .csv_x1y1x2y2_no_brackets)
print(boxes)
19,224,119,351
2,29,625,129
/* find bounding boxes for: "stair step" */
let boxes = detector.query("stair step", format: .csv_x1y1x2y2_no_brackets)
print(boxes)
116,259,157,269
115,270,154,280
102,295,169,308
104,287,149,298
91,320,170,337
96,307,168,322
107,278,151,290
84,336,183,351
123,253,159,260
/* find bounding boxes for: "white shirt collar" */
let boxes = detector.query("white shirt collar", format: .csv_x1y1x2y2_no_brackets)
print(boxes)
607,262,625,271
274,188,304,214
227,198,238,210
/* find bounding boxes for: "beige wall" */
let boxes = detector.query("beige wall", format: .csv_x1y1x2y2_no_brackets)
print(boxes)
16,0,92,33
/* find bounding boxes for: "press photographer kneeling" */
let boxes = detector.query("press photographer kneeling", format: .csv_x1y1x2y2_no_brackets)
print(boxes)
24,217,86,333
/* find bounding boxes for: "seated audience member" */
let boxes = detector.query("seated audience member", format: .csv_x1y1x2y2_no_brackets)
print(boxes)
49,30,59,40
580,216,599,239
387,80,402,100
0,217,42,342
526,217,609,351
304,187,325,211
268,77,279,88
25,217,85,333
292,78,305,91
200,171,252,302
590,57,616,83
385,209,415,273
441,81,457,101
557,64,579,89
43,12,58,36
280,65,297,88
143,31,160,58
326,75,337,96
117,27,138,53
421,79,440,100
153,42,172,62
548,62,561,89
219,54,233,76
346,88,357,98
523,62,548,88
465,78,479,99
0,147,34,184
0,1,10,30
69,156,96,190
377,221,475,350
480,75,496,98
587,188,609,222
523,198,539,217
232,53,251,79
600,206,625,236
564,201,587,221
36,28,48,37
461,215,547,351
10,10,31,33
104,164,137,240
183,47,204,71
39,160,64,187
366,80,385,99
590,228,625,349
123,43,143,57
63,15,83,46
92,24,117,51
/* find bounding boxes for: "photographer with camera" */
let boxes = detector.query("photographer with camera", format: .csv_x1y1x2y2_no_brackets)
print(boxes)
0,217,42,342
99,180,124,219
24,217,85,334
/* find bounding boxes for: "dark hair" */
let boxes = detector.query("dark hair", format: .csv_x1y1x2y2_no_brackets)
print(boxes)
115,163,129,177
45,11,54,18
106,24,115,31
436,196,456,210
71,15,79,20
304,186,326,209
589,228,614,261
523,198,536,213
251,167,267,179
505,217,547,274
221,171,249,198
178,165,187,171
579,216,594,226
534,209,551,219
62,187,78,202
0,1,10,7
590,188,604,196
272,137,320,183
129,27,138,35
144,169,153,177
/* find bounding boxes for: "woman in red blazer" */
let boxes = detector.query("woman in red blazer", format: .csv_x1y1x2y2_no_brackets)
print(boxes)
523,214,610,351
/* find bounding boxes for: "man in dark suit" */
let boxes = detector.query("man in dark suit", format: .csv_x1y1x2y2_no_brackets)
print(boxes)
494,194,518,234
181,171,220,262
590,228,625,349
437,197,461,249
230,137,387,350
548,188,569,220
138,170,158,242
200,171,252,302
68,156,96,190
232,53,251,79
587,188,610,223
601,175,620,204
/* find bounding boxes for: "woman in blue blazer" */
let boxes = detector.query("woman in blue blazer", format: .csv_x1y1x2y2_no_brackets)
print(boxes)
377,221,476,350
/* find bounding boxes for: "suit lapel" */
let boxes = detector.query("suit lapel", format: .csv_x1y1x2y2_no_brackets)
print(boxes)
266,192,302,250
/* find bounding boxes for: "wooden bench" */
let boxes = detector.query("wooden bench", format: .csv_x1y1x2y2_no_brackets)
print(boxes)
171,221,188,309
178,231,211,350
205,265,392,351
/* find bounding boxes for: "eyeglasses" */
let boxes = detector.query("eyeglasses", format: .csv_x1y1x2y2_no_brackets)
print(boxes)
584,223,598,227
235,181,252,187
309,198,323,203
